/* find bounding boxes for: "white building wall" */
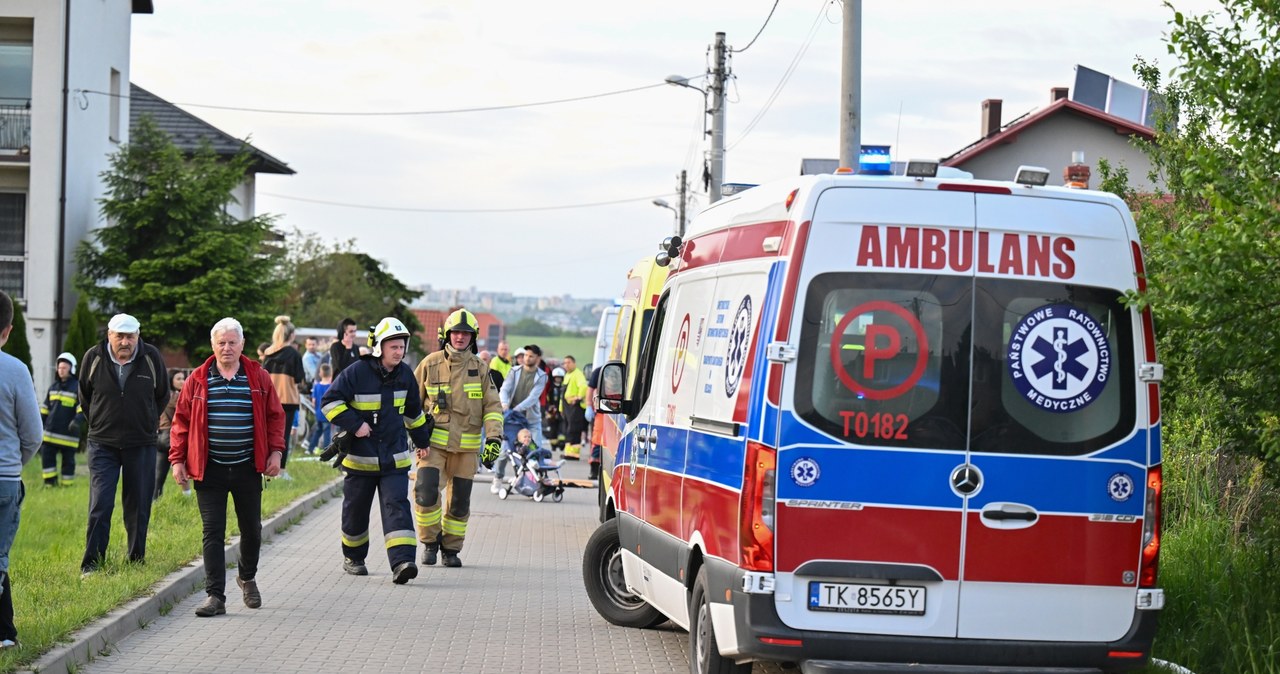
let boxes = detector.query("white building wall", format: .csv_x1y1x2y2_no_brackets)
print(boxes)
4,0,136,395
954,115,1158,193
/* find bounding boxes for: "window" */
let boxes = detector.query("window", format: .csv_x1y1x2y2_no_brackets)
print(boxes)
109,68,121,142
796,272,1136,456
0,43,33,151
0,193,26,299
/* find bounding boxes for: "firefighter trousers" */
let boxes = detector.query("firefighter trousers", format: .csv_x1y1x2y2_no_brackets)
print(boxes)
40,441,77,485
413,449,476,553
340,471,416,571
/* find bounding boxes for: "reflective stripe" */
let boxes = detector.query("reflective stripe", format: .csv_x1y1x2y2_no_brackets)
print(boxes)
42,467,57,479
322,401,349,421
342,454,382,472
384,530,416,548
351,394,381,411
50,392,77,406
392,450,414,470
462,383,482,390
459,432,482,450
43,432,79,447
404,412,427,429
40,404,49,416
60,475,75,484
430,429,450,444
424,385,440,396
342,530,370,547
414,508,442,527
483,413,503,424
441,516,467,536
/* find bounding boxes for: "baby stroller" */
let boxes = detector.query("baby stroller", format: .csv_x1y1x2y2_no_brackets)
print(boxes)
497,444,565,503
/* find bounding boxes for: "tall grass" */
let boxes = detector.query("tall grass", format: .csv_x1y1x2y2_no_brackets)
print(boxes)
0,457,338,673
1142,401,1280,673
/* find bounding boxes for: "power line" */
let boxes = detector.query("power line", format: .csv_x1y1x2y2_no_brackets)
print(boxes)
732,0,780,54
727,0,829,152
258,191,677,214
76,81,674,117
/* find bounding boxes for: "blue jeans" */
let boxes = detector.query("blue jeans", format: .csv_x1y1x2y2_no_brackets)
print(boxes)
0,480,25,641
307,417,332,453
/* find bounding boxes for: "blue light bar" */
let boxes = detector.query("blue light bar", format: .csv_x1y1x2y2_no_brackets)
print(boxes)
858,145,892,175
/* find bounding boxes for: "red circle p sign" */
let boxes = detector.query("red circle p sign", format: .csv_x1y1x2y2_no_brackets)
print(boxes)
828,301,928,401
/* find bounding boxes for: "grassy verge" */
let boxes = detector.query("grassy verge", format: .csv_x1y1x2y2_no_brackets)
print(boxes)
504,334,595,363
1,455,338,673
1138,422,1280,674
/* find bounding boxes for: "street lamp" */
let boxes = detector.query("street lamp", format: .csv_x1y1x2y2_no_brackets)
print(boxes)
653,198,678,235
665,74,706,95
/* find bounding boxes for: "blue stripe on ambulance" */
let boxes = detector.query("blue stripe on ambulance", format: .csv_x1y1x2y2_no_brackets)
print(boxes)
745,261,786,442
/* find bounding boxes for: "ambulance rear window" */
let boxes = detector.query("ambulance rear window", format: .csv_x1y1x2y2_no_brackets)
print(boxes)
796,273,1136,455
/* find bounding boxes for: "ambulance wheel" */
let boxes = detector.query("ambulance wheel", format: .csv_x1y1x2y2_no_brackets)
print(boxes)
553,491,564,503
583,518,665,629
534,490,545,503
498,486,509,500
691,567,750,674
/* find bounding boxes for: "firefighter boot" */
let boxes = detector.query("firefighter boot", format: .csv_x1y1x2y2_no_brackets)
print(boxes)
441,550,462,568
421,543,439,566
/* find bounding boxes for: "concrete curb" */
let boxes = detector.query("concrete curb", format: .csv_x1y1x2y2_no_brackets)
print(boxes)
23,478,344,674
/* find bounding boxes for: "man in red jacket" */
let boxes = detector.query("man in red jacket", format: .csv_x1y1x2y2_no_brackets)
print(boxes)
170,317,285,617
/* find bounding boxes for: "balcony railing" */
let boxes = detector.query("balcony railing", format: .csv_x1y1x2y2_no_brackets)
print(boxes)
0,103,31,153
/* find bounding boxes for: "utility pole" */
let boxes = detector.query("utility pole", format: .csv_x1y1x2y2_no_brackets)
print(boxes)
709,31,728,203
677,169,688,237
838,0,862,170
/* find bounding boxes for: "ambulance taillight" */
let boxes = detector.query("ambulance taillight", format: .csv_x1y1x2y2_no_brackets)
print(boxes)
740,441,776,571
1140,465,1163,588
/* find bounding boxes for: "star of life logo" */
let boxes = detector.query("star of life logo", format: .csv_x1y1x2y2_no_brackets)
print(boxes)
790,457,820,487
1108,472,1135,502
1007,303,1111,413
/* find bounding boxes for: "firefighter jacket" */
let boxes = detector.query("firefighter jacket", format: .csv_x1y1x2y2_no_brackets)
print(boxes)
414,346,502,453
321,356,433,475
41,375,84,448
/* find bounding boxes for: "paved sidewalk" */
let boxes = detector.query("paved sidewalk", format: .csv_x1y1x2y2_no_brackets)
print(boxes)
44,457,717,674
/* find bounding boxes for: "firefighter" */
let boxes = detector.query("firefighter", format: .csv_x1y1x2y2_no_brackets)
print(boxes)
39,352,85,486
412,308,503,568
320,317,433,584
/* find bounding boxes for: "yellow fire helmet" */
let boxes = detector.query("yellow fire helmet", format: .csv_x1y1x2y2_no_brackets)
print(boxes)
368,317,411,357
443,308,478,334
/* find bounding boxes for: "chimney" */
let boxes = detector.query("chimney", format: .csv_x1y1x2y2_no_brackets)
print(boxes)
981,99,1002,138
1064,150,1091,189
1051,87,1069,102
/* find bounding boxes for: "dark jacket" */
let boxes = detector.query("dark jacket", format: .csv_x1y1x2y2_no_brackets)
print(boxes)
169,355,285,482
320,356,432,475
329,341,360,377
78,338,169,448
41,375,84,448
261,344,304,406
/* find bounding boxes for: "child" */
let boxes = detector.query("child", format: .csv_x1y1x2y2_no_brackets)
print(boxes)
306,363,333,454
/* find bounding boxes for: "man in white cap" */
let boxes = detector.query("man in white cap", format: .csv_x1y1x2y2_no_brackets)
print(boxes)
78,313,169,576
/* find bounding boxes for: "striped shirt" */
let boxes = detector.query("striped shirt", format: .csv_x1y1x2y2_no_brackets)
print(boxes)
206,364,255,465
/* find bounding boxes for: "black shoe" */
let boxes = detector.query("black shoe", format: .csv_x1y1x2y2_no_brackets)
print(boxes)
194,596,226,617
343,558,368,576
392,561,418,585
421,544,438,566
441,550,462,568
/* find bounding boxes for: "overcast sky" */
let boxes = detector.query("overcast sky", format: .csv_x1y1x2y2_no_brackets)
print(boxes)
128,0,1222,299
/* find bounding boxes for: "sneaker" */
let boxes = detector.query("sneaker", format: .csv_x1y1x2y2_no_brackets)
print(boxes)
420,544,438,566
194,596,226,617
236,576,262,609
0,639,16,648
489,479,500,494
278,470,293,481
343,558,368,576
391,561,418,585
441,550,462,568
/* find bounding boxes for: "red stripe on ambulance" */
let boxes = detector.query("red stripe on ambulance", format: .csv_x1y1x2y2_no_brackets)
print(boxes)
963,513,1143,586
775,504,962,579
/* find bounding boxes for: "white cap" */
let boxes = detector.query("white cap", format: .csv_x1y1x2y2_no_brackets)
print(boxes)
514,347,527,357
108,313,140,333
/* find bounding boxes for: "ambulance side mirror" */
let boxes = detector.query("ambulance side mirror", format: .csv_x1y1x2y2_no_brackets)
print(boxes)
596,361,630,415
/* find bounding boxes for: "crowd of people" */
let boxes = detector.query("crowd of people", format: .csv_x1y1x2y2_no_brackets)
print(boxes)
0,294,603,643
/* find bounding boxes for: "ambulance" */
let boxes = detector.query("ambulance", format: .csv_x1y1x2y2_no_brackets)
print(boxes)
592,255,668,518
582,164,1165,673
